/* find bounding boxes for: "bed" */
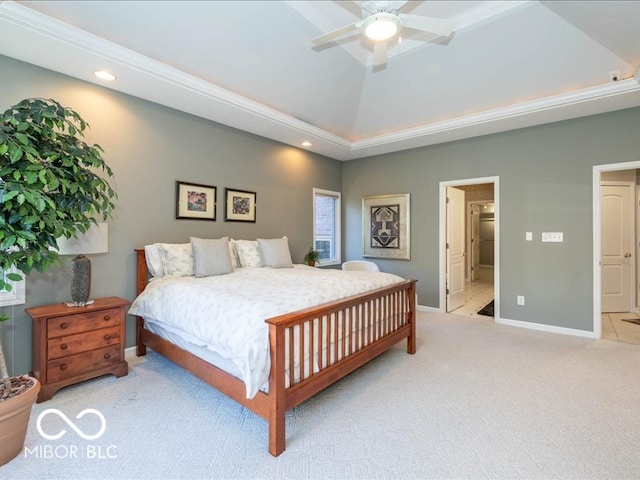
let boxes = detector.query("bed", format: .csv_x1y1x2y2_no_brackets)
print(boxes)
130,238,417,456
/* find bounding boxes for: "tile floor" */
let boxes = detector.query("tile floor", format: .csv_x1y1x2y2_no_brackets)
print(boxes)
450,265,494,318
601,312,640,345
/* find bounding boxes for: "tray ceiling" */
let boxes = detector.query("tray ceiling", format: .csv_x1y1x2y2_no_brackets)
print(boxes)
0,0,639,160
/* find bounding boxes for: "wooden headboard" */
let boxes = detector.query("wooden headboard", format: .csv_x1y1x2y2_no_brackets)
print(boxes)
135,249,148,296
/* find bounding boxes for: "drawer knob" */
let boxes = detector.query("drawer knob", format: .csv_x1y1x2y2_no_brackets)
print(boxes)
104,334,111,341
104,353,111,360
60,364,68,371
103,315,111,321
60,322,69,329
60,343,68,350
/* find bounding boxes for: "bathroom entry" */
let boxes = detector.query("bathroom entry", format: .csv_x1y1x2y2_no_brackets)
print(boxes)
441,179,498,318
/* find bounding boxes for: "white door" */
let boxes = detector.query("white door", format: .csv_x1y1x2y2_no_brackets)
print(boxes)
447,187,466,312
601,183,634,312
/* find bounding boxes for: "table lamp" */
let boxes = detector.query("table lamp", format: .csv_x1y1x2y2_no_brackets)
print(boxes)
56,223,108,307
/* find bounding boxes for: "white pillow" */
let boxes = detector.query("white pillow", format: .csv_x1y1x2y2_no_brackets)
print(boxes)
257,237,293,268
234,240,263,268
228,239,240,269
144,244,164,277
158,243,194,277
191,237,233,277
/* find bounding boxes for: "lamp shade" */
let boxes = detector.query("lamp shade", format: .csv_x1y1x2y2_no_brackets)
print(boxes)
57,223,108,256
56,223,108,306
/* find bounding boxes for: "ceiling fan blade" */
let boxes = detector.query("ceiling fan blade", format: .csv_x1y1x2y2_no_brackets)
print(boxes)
372,42,388,66
399,14,454,37
312,22,361,46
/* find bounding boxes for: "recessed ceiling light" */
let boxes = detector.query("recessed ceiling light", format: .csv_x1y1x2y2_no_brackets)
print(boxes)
302,141,312,147
93,70,116,81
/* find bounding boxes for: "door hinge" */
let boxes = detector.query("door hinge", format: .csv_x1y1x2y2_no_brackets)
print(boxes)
446,242,449,249
446,288,450,295
446,197,450,204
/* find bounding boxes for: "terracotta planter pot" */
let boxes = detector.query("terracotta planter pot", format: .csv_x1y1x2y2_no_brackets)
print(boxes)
0,376,41,466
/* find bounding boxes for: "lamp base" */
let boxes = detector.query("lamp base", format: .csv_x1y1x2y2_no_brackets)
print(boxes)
70,255,92,306
65,299,95,308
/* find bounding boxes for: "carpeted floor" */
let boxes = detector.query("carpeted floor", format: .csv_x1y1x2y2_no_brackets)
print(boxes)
3,312,640,479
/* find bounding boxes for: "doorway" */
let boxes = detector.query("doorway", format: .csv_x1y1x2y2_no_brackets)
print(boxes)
440,177,499,320
594,164,640,344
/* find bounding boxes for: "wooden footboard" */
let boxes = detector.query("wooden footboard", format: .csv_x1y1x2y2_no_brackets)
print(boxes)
133,249,416,456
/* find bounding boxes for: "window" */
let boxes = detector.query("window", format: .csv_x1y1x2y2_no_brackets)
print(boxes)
313,188,341,266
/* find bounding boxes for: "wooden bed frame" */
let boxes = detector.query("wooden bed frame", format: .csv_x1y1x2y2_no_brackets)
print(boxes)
134,249,416,456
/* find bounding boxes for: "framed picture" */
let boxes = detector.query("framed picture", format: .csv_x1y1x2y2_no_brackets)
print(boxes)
225,188,256,222
362,193,410,260
175,181,216,221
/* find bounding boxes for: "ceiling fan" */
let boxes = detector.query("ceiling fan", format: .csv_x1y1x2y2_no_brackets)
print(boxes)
311,1,454,67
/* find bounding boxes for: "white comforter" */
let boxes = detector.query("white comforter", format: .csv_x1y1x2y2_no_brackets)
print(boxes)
129,265,404,398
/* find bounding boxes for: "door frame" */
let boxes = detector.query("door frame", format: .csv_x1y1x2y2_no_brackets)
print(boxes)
440,176,500,319
593,161,640,337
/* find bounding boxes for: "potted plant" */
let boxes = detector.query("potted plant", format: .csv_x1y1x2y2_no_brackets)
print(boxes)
0,317,41,466
0,97,117,465
303,247,320,266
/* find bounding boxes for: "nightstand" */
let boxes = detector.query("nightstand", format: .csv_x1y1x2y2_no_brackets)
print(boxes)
26,296,131,403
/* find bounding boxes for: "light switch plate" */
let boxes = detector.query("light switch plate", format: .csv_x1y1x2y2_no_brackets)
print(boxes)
525,232,532,241
541,232,563,242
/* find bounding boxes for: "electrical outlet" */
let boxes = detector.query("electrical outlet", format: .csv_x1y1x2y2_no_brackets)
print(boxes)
610,69,620,82
517,295,525,305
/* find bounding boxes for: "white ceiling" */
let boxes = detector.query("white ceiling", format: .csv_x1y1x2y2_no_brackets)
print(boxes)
1,0,639,160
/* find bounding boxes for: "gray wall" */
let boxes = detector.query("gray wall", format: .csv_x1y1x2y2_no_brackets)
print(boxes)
0,55,341,375
3,52,640,376
343,106,640,331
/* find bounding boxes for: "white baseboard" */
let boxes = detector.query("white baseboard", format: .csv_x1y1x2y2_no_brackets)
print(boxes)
417,305,440,314
496,317,597,339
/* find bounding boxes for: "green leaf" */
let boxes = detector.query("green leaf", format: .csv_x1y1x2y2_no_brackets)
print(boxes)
14,132,30,145
9,145,23,162
6,273,22,282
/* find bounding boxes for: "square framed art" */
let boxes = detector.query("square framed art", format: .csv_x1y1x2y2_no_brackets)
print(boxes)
225,188,256,222
175,181,216,221
362,193,410,260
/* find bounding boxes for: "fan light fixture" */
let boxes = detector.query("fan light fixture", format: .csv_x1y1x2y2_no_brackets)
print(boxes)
363,12,400,41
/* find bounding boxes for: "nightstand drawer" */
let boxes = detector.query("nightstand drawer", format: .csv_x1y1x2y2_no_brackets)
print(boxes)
47,326,121,360
47,344,122,383
47,307,122,338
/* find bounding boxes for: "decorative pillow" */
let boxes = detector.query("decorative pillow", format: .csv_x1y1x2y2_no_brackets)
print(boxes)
234,240,263,268
257,237,293,268
158,243,194,277
228,239,240,269
190,237,233,277
144,244,164,278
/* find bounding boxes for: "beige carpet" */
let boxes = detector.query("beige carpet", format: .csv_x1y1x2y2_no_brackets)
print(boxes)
3,312,640,479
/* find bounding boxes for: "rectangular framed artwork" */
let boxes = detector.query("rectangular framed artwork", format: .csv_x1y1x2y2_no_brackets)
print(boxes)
225,188,257,222
175,181,216,221
362,193,410,260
